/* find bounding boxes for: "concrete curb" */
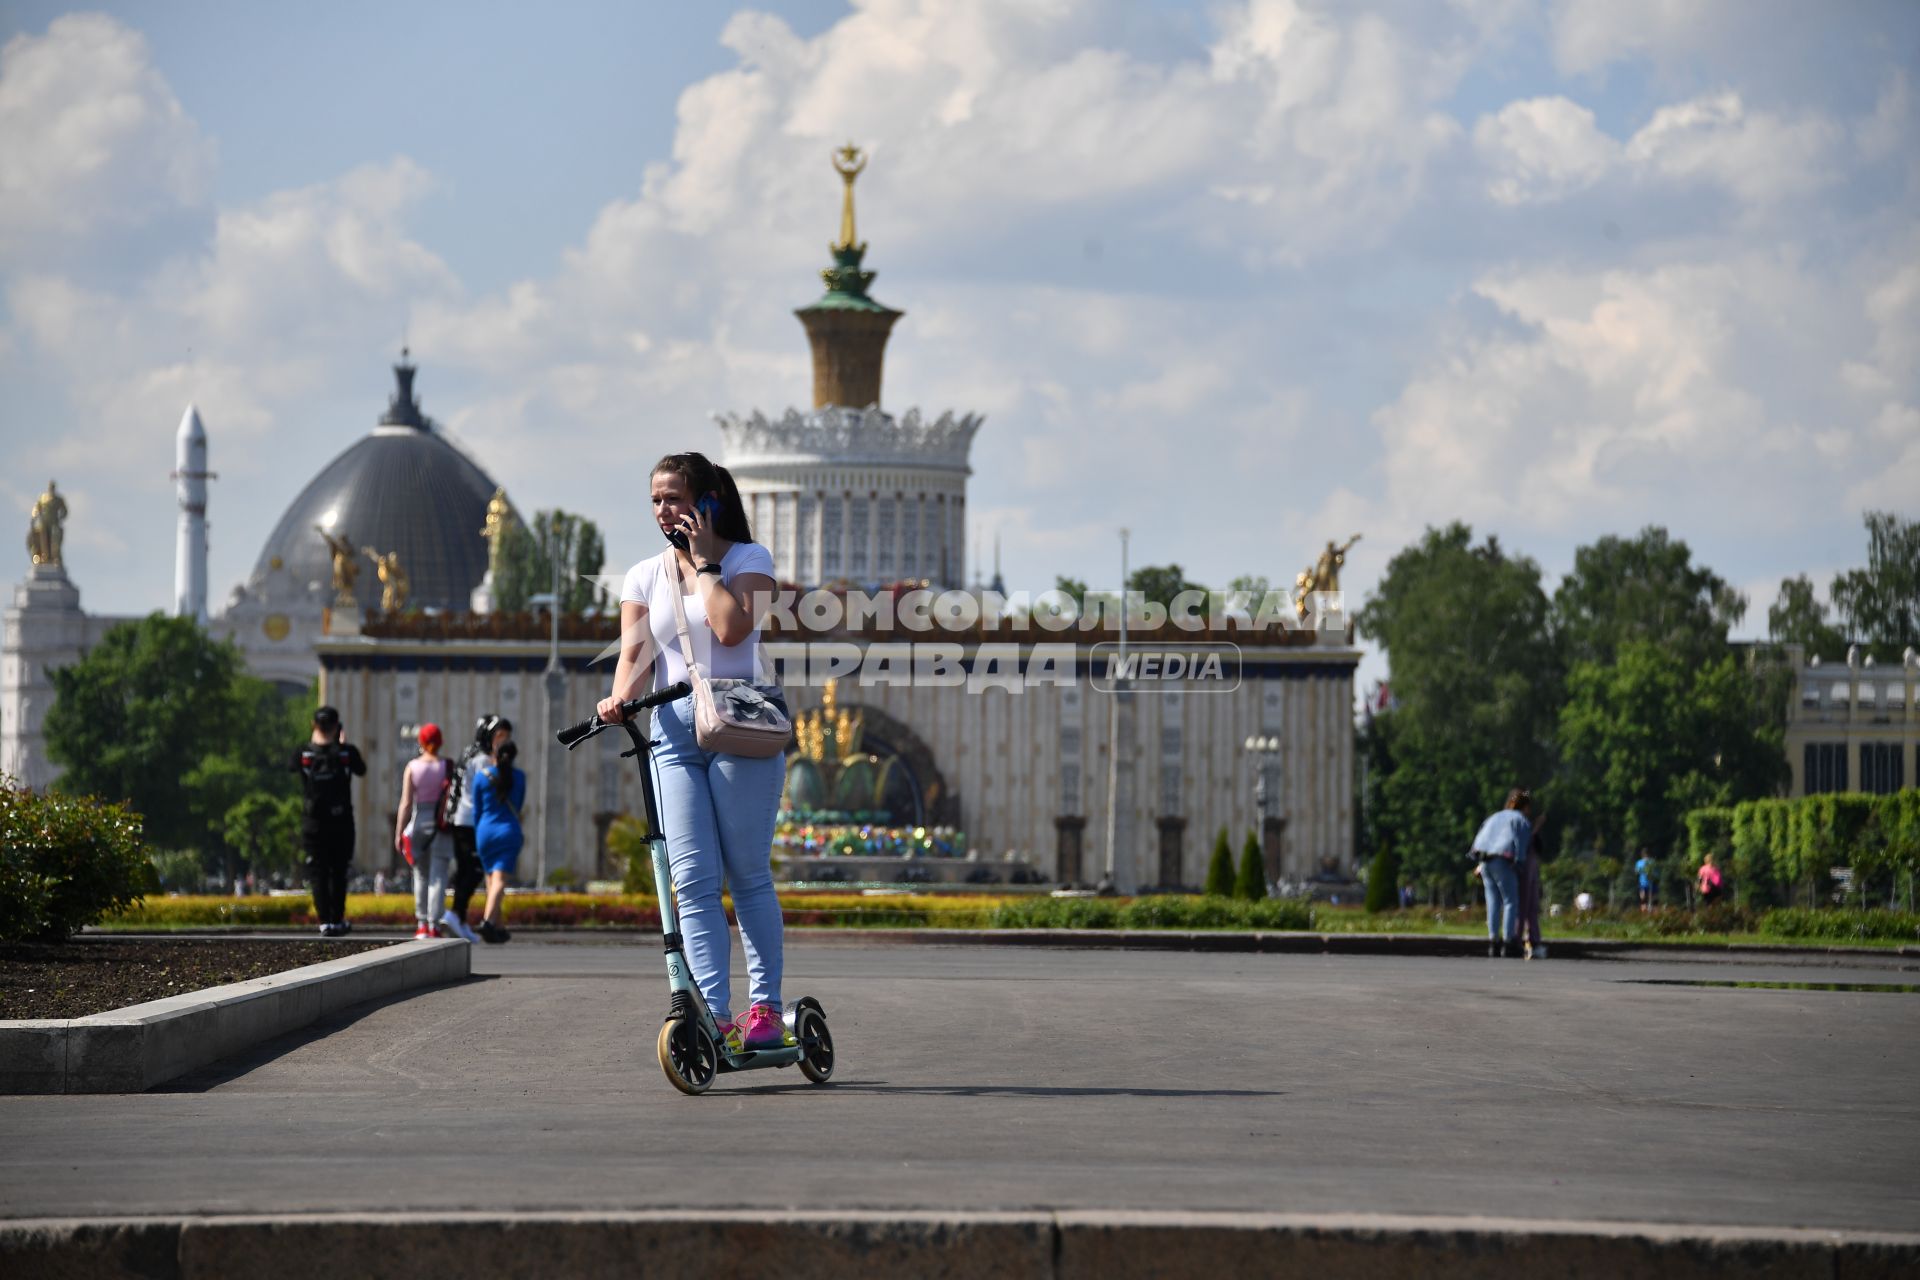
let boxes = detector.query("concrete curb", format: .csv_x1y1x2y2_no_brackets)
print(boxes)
785,927,1920,963
3,1210,1916,1279
91,924,1920,963
0,939,469,1094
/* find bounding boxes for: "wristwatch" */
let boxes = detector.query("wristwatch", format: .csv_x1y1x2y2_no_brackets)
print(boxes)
695,562,724,577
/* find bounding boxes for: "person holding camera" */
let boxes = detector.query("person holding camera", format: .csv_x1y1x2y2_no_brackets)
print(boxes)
292,705,366,937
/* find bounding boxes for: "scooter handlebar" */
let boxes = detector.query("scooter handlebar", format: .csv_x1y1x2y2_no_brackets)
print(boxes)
555,681,694,747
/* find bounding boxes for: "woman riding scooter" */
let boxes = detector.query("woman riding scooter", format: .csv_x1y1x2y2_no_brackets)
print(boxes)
596,451,789,1055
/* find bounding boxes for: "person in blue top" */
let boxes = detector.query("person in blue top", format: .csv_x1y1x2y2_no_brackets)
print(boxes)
1469,787,1533,958
472,736,527,945
1634,848,1656,912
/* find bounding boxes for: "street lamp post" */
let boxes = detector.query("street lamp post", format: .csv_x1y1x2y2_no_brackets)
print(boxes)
1244,734,1282,891
537,514,567,891
1102,528,1130,892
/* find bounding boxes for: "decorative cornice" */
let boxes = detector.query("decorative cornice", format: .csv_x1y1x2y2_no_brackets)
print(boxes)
716,406,984,473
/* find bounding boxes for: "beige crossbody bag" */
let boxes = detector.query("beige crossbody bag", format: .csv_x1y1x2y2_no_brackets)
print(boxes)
664,550,792,758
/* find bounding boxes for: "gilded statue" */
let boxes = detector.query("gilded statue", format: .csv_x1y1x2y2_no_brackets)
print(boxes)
315,526,361,605
831,141,867,252
26,479,67,568
1294,533,1362,620
478,487,511,579
361,546,410,613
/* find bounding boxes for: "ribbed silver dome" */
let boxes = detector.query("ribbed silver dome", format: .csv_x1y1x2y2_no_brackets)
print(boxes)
250,358,515,613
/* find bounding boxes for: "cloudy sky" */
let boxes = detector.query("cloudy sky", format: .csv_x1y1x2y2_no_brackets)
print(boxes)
1,0,1914,694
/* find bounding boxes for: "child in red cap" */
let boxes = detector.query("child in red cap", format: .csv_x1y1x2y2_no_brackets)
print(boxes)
395,723,454,938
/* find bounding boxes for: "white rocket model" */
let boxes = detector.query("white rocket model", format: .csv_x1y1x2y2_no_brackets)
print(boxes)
172,404,213,624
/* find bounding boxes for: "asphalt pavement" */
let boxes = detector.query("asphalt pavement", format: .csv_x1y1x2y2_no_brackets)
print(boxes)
3,939,1916,1233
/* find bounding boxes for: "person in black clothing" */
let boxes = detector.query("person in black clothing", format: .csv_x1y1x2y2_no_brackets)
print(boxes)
293,705,367,937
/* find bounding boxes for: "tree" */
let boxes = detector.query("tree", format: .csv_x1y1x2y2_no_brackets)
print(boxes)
1556,641,1785,861
1552,527,1746,669
223,792,303,882
495,509,608,613
1128,564,1207,610
1204,827,1235,896
45,616,300,855
1829,511,1920,658
184,754,264,887
1356,524,1562,898
1234,830,1267,900
1364,840,1400,913
1223,574,1274,620
609,814,656,895
1767,575,1845,661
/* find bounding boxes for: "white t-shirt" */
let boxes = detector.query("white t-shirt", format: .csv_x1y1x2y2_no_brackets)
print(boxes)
619,542,776,691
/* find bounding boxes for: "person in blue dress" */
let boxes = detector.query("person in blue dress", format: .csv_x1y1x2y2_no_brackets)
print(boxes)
472,736,526,945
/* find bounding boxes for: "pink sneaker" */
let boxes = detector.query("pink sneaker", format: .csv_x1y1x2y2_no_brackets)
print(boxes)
740,1003,790,1050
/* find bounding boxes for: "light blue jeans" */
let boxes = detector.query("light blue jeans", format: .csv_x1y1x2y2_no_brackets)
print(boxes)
1481,855,1519,941
647,693,786,1022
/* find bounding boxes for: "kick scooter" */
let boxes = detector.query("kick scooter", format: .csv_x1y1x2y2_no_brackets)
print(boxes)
557,682,836,1095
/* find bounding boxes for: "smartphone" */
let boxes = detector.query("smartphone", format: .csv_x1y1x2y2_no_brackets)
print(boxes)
665,495,722,551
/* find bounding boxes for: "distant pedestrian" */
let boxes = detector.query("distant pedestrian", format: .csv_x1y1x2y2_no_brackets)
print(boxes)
1697,851,1726,907
1635,848,1656,912
1469,787,1533,958
1518,815,1547,960
439,715,504,943
395,723,453,940
292,706,366,938
473,734,526,944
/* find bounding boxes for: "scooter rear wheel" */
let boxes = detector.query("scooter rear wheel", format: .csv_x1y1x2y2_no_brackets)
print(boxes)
657,1018,717,1095
795,1007,835,1084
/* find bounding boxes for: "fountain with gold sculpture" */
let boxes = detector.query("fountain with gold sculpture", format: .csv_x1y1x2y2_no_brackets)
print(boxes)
774,678,965,869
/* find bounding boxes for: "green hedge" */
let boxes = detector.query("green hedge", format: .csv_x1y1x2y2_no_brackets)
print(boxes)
990,895,1315,931
1689,790,1920,906
1,779,154,942
1758,908,1920,943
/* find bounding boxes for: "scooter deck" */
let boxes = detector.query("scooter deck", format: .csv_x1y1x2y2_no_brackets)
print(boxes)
716,1044,803,1072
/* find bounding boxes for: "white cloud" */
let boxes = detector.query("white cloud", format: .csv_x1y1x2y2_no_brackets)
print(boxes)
8,155,457,487
1624,91,1838,205
1,0,1914,648
1846,402,1920,511
1548,0,1738,77
1474,95,1618,204
1371,253,1893,545
0,14,213,259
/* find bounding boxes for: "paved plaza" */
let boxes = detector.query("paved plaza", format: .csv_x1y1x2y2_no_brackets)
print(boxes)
3,939,1917,1234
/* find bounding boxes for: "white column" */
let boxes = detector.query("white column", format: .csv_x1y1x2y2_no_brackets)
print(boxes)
173,405,210,624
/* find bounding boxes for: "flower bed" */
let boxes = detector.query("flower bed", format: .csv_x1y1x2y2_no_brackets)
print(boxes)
97,894,1916,945
102,892,1012,931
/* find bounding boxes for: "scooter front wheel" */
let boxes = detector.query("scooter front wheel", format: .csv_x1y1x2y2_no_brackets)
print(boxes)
657,1018,718,1095
794,1006,835,1084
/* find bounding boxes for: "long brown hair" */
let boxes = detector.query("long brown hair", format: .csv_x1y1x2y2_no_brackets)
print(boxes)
652,451,752,544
